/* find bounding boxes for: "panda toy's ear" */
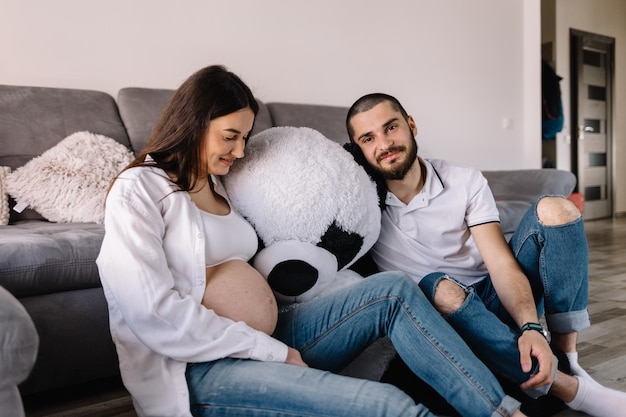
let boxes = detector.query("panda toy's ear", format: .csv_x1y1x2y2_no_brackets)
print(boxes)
317,221,362,270
342,141,359,156
342,142,387,210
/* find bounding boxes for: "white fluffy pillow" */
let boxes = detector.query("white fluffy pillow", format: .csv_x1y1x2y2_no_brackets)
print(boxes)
6,131,134,223
0,166,10,225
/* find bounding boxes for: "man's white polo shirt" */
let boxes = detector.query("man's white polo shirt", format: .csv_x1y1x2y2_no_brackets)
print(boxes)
371,158,500,286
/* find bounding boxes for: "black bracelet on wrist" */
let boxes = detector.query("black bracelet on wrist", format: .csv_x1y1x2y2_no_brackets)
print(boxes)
519,322,549,340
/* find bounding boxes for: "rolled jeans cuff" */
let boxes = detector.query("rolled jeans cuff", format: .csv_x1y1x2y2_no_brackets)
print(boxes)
522,355,558,399
546,309,591,334
497,395,522,417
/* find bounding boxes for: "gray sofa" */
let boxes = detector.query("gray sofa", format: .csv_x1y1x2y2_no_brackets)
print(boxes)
0,84,577,409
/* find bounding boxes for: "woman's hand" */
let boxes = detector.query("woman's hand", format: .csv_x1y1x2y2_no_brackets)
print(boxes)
285,347,308,368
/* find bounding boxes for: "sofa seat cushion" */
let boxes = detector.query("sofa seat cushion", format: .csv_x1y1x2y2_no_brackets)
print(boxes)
0,222,104,297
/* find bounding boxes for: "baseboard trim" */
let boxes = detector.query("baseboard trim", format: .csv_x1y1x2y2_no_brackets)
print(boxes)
42,396,135,417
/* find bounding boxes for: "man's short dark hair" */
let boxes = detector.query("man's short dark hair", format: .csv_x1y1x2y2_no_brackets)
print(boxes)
346,93,409,141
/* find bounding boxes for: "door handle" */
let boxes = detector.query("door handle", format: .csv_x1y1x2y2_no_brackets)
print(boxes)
578,125,585,141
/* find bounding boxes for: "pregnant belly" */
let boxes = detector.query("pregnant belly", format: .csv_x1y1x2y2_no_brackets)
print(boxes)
203,259,278,335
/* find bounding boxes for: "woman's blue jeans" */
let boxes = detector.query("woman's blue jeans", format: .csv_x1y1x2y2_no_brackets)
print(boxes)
419,197,590,398
186,271,521,417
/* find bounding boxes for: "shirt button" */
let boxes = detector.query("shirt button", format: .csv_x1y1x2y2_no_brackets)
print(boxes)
197,233,203,239
268,354,274,361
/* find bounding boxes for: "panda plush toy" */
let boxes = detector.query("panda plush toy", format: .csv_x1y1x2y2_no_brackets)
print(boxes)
223,126,381,304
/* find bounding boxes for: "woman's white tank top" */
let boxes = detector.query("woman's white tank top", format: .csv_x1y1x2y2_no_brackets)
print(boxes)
200,208,258,267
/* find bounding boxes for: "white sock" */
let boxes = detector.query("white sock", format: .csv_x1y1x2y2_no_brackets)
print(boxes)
566,375,626,417
565,351,602,387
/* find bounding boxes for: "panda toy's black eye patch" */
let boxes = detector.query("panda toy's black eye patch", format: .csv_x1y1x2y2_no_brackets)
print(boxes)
268,260,319,296
318,222,363,270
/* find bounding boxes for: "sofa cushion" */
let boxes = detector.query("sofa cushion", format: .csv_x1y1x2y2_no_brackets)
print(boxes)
116,88,174,154
6,132,133,224
117,87,274,153
0,85,131,223
266,102,350,145
0,222,104,298
0,167,9,226
0,85,130,170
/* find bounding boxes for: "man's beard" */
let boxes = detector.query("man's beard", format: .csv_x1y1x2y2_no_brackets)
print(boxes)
373,135,418,180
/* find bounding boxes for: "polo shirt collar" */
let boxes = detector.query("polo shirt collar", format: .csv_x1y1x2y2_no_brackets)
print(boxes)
385,158,444,210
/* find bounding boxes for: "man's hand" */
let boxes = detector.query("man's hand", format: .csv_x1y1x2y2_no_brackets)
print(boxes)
285,347,308,368
518,331,556,390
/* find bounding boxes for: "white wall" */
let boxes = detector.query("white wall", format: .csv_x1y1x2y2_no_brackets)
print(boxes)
1,0,540,170
553,0,626,214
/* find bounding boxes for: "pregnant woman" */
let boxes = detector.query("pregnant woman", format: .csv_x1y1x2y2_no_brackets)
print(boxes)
97,65,525,417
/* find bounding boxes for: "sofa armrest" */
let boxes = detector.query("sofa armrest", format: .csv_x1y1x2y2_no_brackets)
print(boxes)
482,169,577,239
0,286,38,417
482,169,577,203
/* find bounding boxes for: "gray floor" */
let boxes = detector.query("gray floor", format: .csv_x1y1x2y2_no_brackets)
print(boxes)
552,216,626,417
23,216,626,416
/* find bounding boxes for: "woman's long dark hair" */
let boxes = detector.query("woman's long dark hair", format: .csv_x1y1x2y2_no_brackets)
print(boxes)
123,65,259,192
